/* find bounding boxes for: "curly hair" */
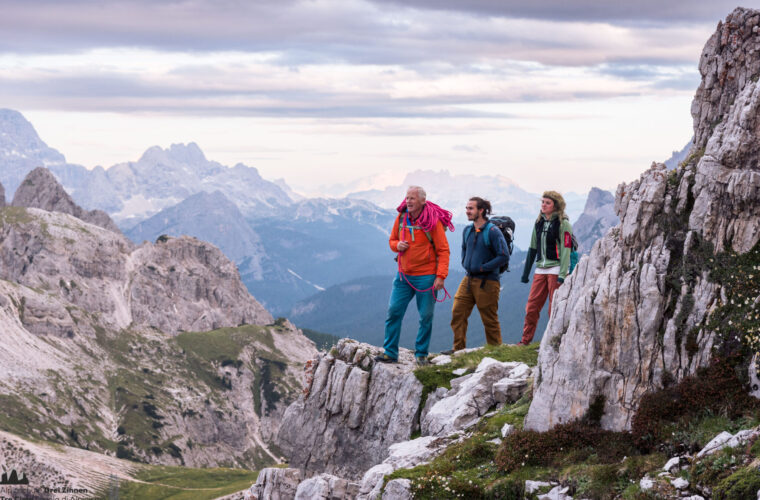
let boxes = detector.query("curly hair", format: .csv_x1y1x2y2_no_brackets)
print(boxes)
536,190,567,221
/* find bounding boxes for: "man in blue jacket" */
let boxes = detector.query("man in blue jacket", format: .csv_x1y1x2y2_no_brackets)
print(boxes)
444,197,509,353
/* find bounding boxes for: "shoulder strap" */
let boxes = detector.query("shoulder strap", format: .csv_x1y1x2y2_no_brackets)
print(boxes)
463,224,473,245
482,222,493,249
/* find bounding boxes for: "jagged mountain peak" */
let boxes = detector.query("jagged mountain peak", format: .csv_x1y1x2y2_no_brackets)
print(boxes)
11,167,121,234
583,186,615,211
139,142,208,166
0,109,64,163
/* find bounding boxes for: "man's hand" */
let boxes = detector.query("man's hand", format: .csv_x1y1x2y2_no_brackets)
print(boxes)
433,277,444,291
397,241,410,252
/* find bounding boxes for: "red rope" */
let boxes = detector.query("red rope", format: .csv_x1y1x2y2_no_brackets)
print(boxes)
397,219,451,303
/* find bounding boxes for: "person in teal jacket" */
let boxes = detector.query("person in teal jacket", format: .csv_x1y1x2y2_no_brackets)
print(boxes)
518,190,572,346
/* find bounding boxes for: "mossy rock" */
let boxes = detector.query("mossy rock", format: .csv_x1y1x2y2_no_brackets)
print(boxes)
713,466,760,500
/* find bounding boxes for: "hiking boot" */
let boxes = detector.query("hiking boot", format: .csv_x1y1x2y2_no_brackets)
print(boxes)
415,356,430,367
515,341,528,346
440,349,455,355
374,353,397,363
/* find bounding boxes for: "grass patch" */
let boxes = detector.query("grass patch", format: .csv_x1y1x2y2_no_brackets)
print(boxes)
0,206,33,226
662,412,760,456
117,465,259,500
386,397,545,499
0,394,51,439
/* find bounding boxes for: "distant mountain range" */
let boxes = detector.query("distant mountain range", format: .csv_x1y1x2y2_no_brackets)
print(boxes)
0,109,292,226
0,108,623,329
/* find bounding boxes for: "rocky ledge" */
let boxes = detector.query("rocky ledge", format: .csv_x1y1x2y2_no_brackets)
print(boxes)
247,340,533,499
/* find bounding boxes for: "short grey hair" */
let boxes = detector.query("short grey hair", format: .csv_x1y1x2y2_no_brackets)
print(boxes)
406,185,426,201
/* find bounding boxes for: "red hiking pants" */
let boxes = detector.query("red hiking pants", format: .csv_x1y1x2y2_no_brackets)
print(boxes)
521,273,560,345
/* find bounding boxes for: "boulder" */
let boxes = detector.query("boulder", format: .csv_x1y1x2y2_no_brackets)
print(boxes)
421,358,531,436
382,479,413,500
294,473,360,500
697,427,760,457
246,468,301,500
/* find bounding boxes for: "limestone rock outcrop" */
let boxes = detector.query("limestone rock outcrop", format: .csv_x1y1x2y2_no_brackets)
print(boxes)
277,339,423,480
12,167,122,234
524,7,760,432
0,207,272,335
264,347,533,499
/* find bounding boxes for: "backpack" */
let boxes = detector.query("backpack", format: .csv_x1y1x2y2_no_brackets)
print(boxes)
568,233,579,275
463,216,515,273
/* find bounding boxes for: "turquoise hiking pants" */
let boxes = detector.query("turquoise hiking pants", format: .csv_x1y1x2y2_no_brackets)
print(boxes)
383,273,438,360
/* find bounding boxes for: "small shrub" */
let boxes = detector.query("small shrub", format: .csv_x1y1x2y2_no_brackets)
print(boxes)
142,402,163,420
495,421,636,472
166,443,183,459
631,356,759,451
116,444,137,461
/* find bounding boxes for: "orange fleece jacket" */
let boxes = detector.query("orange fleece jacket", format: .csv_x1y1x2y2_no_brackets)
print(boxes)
389,213,450,278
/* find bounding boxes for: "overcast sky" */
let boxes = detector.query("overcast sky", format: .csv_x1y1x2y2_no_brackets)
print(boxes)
1,0,750,194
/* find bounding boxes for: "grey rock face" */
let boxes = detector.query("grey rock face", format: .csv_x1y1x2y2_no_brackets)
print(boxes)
0,207,272,335
357,434,462,500
247,468,302,500
525,8,760,432
126,190,265,279
572,187,617,253
294,473,361,500
421,358,531,436
12,167,122,234
277,339,423,480
382,479,413,500
129,235,271,334
0,182,5,207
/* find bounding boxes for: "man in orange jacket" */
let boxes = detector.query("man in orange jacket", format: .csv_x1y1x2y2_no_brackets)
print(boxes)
375,186,450,366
